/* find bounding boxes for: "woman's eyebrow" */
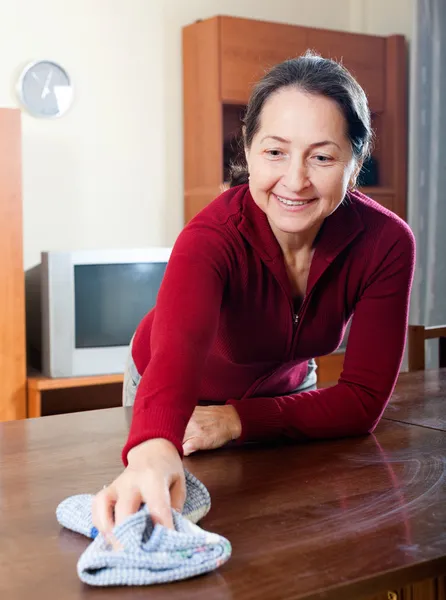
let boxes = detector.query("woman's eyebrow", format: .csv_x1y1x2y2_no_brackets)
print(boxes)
260,135,341,150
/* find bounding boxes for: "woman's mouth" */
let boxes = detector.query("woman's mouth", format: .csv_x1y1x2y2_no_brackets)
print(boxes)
273,193,318,209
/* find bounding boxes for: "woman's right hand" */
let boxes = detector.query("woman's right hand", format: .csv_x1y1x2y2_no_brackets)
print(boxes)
92,438,186,535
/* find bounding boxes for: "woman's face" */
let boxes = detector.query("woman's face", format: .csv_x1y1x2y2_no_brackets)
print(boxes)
245,87,360,239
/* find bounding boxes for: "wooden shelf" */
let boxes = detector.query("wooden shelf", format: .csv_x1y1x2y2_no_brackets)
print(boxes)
27,372,124,419
27,372,123,391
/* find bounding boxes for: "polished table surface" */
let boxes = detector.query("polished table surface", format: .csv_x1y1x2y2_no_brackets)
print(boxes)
384,369,446,432
1,370,446,600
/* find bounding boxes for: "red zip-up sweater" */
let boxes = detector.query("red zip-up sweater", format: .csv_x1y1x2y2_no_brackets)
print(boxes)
122,184,415,464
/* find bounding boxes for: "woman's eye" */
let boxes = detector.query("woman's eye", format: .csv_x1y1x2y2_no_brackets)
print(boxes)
312,155,332,163
265,149,283,158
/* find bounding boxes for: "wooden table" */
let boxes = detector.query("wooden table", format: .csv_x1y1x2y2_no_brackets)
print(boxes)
1,371,446,600
384,369,446,432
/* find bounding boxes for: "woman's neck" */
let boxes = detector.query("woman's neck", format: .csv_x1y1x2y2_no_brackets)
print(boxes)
268,217,321,259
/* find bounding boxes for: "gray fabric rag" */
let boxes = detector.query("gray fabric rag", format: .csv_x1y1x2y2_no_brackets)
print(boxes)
56,468,231,586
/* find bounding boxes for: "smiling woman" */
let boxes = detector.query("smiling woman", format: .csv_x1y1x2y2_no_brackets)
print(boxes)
92,52,415,539
236,52,371,249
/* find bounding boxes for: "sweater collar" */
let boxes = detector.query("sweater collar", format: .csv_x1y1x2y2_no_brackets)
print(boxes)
238,186,365,296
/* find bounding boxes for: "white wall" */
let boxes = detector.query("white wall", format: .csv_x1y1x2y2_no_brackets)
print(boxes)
349,0,414,38
0,0,413,269
0,0,166,269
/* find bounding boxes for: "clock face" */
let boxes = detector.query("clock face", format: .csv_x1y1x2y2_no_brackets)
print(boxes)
18,60,73,118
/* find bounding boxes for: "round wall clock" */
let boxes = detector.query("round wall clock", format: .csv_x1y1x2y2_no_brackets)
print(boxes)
17,60,73,118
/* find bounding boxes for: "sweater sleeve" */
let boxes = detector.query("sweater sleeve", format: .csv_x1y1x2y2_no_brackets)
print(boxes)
122,224,229,464
227,224,416,443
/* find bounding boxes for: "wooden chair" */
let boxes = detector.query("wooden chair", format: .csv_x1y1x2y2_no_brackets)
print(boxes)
407,325,446,371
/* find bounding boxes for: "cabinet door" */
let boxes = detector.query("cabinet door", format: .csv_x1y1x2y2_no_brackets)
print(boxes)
0,109,26,421
219,17,386,112
308,28,386,113
368,578,446,600
183,18,222,192
219,16,310,104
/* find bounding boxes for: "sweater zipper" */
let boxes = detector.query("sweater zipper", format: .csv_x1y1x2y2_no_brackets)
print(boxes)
292,292,311,338
290,305,302,358
292,295,306,328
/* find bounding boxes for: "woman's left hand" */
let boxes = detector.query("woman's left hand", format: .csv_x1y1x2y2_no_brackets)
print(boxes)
182,405,242,456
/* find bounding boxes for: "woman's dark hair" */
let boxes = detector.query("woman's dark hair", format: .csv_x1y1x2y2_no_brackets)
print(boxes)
228,50,372,187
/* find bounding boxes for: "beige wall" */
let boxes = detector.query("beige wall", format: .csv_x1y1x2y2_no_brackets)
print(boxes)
0,0,413,268
350,0,413,38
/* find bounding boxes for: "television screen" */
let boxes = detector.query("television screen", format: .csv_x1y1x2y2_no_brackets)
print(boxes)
74,262,166,348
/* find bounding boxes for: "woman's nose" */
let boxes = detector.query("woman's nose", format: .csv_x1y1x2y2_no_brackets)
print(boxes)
282,162,311,192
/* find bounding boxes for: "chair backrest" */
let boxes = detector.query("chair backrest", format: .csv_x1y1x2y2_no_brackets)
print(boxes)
407,325,446,371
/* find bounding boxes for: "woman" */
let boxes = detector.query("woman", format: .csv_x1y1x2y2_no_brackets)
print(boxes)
92,52,415,534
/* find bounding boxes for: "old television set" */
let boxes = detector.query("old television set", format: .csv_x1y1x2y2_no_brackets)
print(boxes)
25,248,172,378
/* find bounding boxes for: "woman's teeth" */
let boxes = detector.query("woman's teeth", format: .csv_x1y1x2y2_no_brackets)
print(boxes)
276,194,312,206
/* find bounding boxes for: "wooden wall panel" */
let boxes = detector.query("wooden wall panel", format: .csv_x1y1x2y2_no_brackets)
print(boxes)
0,109,26,421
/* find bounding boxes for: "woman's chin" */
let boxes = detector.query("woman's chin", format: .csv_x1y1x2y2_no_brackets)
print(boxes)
269,212,315,235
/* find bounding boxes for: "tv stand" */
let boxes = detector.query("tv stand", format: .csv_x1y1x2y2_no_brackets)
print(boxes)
27,372,124,418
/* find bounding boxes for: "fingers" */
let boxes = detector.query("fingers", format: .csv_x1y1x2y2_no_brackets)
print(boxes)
182,440,196,456
92,486,118,535
182,421,197,446
170,472,186,513
93,438,186,535
140,477,174,530
183,406,234,453
114,489,142,527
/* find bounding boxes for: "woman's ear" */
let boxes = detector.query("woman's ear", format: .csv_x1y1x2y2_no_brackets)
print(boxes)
349,160,363,189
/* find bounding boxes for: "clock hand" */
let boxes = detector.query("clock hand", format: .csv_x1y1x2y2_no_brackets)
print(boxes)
41,69,53,99
32,72,41,83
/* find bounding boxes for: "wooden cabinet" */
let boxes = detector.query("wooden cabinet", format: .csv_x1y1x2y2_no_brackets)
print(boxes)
219,18,387,111
183,16,408,383
219,17,311,104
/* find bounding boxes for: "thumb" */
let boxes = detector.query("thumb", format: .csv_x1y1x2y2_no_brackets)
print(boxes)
182,440,196,456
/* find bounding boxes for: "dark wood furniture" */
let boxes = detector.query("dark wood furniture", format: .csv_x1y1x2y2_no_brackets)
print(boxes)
408,325,446,372
1,370,445,599
0,109,27,421
27,372,124,417
182,15,408,385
